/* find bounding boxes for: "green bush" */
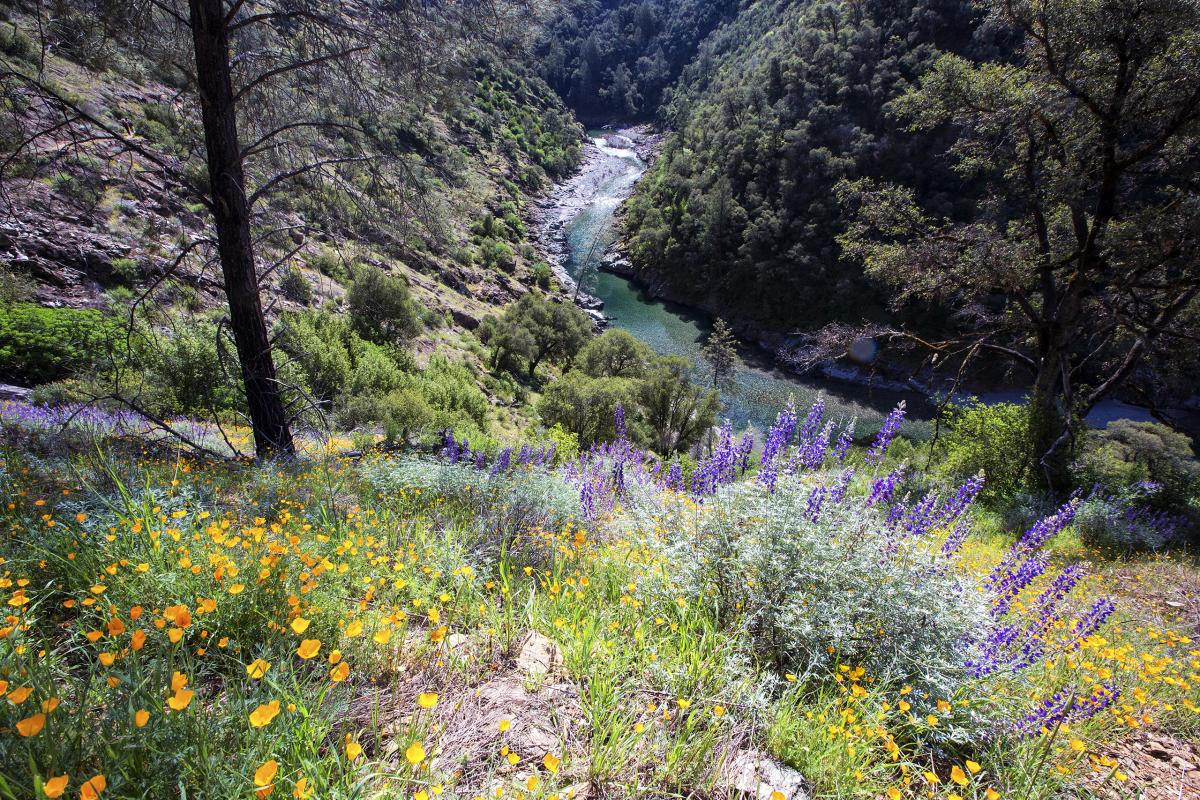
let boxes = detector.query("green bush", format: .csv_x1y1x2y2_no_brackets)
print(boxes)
407,357,490,430
1073,420,1200,513
347,344,404,398
110,257,140,286
274,311,353,405
0,304,115,385
279,266,314,305
347,265,421,345
148,322,240,415
338,388,432,445
936,401,1033,503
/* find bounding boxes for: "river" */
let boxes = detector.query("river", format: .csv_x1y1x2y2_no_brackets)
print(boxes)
533,128,1162,438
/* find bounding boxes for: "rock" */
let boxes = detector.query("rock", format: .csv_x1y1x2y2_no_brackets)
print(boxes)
516,630,562,679
559,782,592,800
0,384,32,402
451,308,481,330
719,749,809,800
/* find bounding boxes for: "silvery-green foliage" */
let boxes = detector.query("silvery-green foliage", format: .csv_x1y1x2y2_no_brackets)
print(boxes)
366,458,580,568
1075,493,1179,552
632,473,996,743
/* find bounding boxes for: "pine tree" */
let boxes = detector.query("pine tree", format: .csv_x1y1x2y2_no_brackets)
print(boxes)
702,318,738,392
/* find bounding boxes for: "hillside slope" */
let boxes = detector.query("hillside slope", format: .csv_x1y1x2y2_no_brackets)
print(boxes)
617,0,988,339
0,3,582,351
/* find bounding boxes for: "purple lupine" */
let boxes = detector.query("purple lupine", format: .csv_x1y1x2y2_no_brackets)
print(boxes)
830,468,855,504
939,474,984,526
866,402,905,465
517,444,532,466
761,399,798,467
442,431,459,462
805,484,827,522
474,451,486,470
1066,598,1116,648
613,460,626,495
666,461,682,491
580,479,596,521
614,404,627,441
987,499,1080,591
1013,685,1121,737
739,434,755,475
940,518,972,558
833,421,855,463
759,463,779,494
884,503,906,529
799,398,825,442
991,553,1049,618
902,494,938,537
796,420,833,470
1029,563,1087,621
866,467,904,507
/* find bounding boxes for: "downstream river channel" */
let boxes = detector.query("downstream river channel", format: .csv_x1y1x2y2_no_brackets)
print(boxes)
535,129,1157,437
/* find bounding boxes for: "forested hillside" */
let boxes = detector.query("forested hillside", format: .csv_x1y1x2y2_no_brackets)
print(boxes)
620,0,991,334
534,0,738,120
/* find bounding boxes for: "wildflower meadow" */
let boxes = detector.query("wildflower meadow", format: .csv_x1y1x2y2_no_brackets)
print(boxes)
0,399,1196,799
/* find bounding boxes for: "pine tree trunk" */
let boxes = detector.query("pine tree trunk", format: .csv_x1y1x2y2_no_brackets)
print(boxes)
188,0,294,458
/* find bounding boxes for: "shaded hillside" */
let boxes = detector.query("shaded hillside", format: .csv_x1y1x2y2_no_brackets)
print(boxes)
534,0,738,121
619,0,992,337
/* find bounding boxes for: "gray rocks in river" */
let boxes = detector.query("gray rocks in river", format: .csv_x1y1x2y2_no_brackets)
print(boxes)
603,133,635,149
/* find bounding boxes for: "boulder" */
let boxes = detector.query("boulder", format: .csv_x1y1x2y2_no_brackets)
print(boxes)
718,749,809,800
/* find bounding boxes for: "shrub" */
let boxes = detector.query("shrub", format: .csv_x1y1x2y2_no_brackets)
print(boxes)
346,344,404,398
0,304,115,385
643,477,994,743
1074,420,1200,514
365,458,579,570
338,388,432,445
478,237,516,272
408,357,490,429
110,257,140,286
347,265,421,345
1076,486,1185,552
279,266,314,305
936,401,1032,503
306,248,351,284
147,321,241,416
274,311,353,405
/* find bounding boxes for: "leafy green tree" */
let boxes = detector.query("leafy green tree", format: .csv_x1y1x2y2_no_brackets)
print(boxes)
578,328,654,378
481,293,592,378
838,0,1200,485
347,266,422,346
701,318,737,391
638,355,720,454
537,370,636,448
935,402,1033,504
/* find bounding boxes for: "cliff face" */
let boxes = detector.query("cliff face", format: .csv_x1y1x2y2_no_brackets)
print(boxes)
0,5,583,333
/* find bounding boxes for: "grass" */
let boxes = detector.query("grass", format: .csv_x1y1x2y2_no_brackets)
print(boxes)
0,422,1196,800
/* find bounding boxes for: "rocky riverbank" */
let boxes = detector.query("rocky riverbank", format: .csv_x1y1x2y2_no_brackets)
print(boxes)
528,125,662,328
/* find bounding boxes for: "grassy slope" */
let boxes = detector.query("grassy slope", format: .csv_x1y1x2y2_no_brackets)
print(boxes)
0,420,1196,800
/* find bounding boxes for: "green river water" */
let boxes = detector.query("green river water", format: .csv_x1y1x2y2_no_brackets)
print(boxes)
559,133,931,436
